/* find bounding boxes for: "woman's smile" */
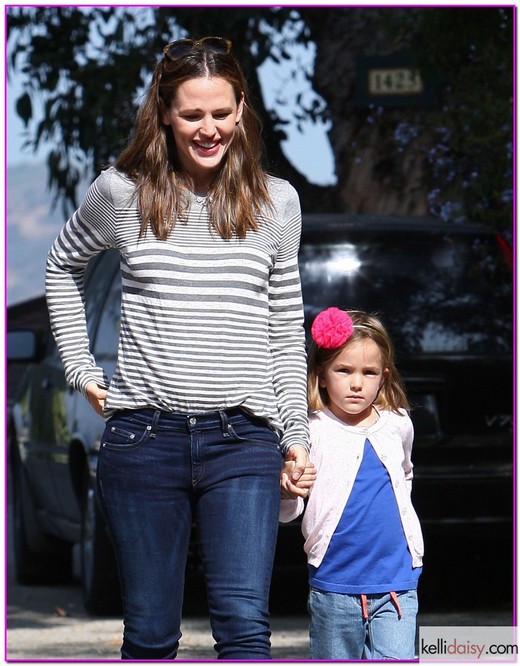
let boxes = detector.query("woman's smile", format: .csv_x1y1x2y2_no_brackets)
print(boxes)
193,139,221,156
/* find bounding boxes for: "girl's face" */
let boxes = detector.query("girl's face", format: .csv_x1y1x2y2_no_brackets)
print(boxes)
161,75,244,192
319,337,389,426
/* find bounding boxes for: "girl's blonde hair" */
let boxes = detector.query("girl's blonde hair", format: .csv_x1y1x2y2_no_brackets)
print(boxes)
116,39,271,240
308,309,410,414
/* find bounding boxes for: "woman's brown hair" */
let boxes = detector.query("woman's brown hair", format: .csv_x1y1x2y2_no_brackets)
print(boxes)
307,309,410,414
115,39,271,240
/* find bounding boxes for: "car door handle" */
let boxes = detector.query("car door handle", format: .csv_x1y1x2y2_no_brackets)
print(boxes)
41,377,53,391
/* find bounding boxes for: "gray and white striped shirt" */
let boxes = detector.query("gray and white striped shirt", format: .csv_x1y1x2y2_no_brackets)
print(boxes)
46,166,309,453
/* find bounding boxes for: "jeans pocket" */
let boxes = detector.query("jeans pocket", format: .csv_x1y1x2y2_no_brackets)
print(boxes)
227,417,281,451
101,417,154,450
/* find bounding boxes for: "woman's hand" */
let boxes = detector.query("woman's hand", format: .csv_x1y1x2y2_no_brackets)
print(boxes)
280,445,316,499
85,381,107,417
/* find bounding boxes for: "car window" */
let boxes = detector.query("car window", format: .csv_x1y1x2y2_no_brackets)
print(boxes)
92,270,121,361
299,229,512,355
84,249,120,340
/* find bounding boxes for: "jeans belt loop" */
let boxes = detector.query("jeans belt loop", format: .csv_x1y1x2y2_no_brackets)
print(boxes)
150,409,161,436
219,410,231,437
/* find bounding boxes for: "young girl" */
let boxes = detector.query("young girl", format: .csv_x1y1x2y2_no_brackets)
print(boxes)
280,306,424,660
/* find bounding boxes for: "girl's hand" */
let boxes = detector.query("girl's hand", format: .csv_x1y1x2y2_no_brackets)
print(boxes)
280,447,317,499
85,381,107,417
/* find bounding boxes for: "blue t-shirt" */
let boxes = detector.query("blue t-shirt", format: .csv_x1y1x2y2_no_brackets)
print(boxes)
309,438,422,594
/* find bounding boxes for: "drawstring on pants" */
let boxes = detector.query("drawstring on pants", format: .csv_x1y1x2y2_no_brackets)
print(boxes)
360,592,403,621
390,591,403,618
361,594,369,620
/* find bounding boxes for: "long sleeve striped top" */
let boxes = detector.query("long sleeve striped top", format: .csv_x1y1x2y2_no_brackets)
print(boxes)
45,166,309,453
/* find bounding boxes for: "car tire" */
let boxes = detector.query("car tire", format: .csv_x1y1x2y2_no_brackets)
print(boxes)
81,473,122,616
11,454,72,585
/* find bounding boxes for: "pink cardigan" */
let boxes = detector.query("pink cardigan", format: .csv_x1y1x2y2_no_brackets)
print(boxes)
279,407,424,569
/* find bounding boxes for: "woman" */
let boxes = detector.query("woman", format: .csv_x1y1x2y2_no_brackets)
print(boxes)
46,36,311,660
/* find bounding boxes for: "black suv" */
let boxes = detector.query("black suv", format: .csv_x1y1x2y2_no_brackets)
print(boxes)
8,215,514,614
278,215,514,609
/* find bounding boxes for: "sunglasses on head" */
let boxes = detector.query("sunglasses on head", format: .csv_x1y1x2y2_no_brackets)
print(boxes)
163,37,233,61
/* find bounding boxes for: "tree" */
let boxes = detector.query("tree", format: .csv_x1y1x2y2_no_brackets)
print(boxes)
298,6,513,230
391,7,513,230
7,6,513,231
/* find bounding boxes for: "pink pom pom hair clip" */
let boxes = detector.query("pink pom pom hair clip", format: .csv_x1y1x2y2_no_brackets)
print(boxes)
311,307,354,349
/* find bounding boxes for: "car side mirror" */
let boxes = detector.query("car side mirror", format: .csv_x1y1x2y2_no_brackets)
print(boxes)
7,329,43,363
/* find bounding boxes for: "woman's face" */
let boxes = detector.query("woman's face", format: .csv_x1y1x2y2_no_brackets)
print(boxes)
161,75,244,192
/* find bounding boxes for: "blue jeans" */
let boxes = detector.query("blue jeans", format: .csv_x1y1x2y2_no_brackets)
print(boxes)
309,587,418,660
97,408,283,660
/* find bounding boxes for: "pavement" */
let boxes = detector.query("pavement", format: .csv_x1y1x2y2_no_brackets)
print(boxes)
6,575,514,662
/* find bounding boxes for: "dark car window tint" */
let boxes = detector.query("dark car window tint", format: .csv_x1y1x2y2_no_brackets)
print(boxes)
92,271,121,361
84,249,120,339
93,261,121,362
299,230,512,355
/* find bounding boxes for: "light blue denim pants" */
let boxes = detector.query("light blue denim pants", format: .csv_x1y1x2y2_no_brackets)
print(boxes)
309,587,418,660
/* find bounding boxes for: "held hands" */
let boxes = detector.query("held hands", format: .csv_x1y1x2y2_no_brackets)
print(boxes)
85,381,107,417
280,445,316,500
